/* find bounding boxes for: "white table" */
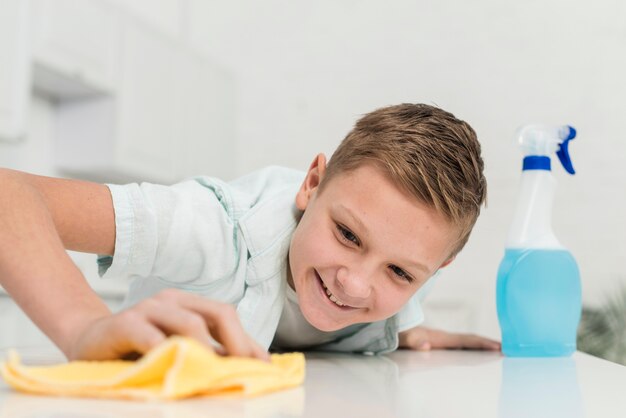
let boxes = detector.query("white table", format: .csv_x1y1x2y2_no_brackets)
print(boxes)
0,349,624,417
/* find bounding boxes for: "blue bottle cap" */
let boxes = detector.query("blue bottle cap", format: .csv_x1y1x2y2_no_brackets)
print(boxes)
523,156,551,171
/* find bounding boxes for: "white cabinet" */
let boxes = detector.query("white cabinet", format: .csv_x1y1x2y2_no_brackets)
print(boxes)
0,0,238,183
31,0,121,99
105,0,182,39
173,54,237,180
113,20,179,181
54,16,236,184
0,0,31,142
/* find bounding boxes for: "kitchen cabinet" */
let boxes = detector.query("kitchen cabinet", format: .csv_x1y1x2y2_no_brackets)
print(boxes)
53,14,236,184
108,19,180,182
0,0,30,142
30,0,120,99
172,52,237,180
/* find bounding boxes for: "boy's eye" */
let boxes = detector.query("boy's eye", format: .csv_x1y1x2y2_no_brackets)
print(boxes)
336,224,360,246
389,265,414,283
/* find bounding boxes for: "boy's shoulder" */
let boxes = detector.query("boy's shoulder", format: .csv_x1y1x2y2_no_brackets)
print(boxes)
192,165,303,211
188,166,303,254
229,165,305,194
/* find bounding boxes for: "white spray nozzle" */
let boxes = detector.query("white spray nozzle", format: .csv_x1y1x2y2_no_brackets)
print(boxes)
515,124,577,174
515,125,574,156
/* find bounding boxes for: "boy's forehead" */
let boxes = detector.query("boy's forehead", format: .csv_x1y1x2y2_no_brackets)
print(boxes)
322,164,416,206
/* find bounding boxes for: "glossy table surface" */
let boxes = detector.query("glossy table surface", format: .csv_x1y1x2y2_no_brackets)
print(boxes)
0,349,624,417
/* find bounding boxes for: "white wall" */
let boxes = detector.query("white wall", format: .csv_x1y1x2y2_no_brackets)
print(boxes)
2,0,625,340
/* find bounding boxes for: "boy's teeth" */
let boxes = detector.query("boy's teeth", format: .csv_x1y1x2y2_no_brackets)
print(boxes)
329,294,344,306
322,281,345,307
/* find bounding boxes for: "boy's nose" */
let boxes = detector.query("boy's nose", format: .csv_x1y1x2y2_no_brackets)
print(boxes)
336,266,372,300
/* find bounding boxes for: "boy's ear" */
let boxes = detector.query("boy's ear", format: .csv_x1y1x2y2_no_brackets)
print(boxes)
439,256,455,269
296,153,327,210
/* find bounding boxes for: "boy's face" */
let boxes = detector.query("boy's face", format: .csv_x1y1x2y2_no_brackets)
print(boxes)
288,154,458,331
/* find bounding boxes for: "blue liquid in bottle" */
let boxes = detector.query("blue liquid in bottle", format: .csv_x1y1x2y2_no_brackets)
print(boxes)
496,248,582,357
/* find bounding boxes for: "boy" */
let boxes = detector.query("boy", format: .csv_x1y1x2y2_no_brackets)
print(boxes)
0,103,499,361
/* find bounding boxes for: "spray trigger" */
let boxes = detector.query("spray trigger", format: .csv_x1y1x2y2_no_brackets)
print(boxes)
556,126,576,175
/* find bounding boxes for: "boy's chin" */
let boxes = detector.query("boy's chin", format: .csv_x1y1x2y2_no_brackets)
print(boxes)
308,312,362,332
308,320,344,332
300,307,346,332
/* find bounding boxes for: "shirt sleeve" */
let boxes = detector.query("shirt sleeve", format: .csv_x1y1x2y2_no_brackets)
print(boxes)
97,178,240,285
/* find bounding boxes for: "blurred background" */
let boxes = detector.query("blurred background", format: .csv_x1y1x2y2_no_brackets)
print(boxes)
0,0,624,358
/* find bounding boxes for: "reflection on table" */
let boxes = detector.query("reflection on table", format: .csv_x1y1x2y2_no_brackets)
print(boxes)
1,348,625,418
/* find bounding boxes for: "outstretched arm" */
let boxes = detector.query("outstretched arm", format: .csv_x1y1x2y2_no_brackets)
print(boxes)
0,169,268,361
0,168,115,358
398,325,501,351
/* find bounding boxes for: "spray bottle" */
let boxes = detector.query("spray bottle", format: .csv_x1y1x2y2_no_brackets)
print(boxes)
496,125,582,357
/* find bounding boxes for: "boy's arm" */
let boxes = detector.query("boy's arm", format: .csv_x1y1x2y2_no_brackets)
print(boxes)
398,326,501,351
0,169,268,361
0,168,114,357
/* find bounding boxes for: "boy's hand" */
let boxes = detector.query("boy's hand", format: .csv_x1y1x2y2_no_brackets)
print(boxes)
69,289,270,362
398,326,501,351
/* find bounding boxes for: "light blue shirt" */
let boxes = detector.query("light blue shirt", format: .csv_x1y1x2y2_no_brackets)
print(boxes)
98,166,430,354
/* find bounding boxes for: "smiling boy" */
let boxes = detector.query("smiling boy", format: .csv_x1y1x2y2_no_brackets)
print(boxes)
0,103,498,361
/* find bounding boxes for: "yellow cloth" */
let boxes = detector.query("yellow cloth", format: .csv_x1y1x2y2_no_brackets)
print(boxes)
0,337,305,400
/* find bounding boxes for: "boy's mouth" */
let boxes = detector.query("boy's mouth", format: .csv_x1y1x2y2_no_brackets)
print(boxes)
315,270,355,310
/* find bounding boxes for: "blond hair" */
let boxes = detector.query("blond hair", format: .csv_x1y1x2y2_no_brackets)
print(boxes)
321,103,486,257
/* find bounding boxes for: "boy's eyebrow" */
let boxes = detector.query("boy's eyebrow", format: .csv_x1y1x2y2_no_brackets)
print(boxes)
335,204,369,237
334,204,430,275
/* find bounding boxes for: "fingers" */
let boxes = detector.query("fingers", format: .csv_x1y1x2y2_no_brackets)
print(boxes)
141,301,215,347
398,327,432,351
399,326,501,352
74,289,271,362
70,312,168,361
116,312,168,353
416,341,431,351
433,330,501,351
185,301,257,357
465,335,501,351
149,289,270,361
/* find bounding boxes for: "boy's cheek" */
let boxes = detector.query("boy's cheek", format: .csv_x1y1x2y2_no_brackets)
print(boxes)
295,227,339,263
377,288,416,318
